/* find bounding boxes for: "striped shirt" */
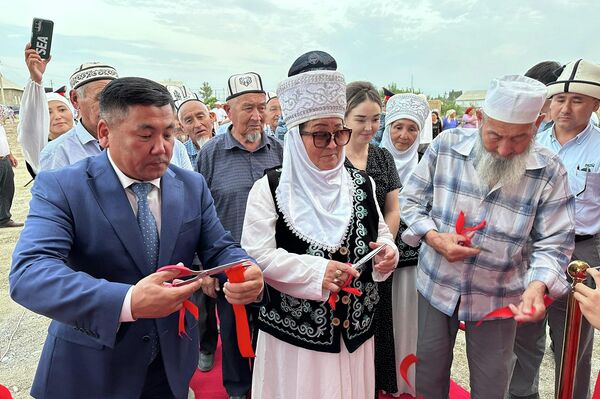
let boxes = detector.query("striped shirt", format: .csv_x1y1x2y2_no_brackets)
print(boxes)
400,128,574,321
197,128,283,242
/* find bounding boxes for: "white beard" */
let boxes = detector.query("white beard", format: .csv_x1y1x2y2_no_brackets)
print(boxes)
194,135,211,149
473,132,532,189
246,132,261,143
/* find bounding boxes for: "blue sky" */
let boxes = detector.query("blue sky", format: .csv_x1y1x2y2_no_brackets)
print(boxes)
0,0,598,99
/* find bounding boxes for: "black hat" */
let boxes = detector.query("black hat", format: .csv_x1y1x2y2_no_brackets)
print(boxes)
288,51,337,77
382,87,395,98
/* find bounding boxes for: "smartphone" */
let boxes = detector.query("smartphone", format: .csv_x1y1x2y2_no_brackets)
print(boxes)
30,18,54,59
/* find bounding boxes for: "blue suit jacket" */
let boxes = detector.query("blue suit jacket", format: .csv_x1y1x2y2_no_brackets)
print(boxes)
10,151,250,399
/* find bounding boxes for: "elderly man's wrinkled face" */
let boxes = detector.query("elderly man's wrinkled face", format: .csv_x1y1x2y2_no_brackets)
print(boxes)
264,98,281,131
474,111,540,188
300,117,347,170
225,93,266,145
178,100,213,147
70,79,111,136
550,92,600,134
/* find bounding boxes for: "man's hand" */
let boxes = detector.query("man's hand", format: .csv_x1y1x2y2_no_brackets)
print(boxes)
424,230,480,262
8,154,17,168
370,242,396,274
130,269,202,319
201,275,220,299
322,260,360,293
24,43,50,84
223,263,264,305
509,281,547,323
574,268,600,330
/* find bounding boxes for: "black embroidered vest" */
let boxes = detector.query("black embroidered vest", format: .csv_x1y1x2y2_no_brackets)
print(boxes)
258,167,380,353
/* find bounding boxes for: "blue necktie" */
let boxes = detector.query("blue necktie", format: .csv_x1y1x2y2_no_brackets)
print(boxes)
131,183,159,271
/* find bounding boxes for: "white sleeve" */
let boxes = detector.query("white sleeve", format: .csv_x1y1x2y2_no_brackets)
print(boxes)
17,80,49,174
369,176,399,282
241,176,330,301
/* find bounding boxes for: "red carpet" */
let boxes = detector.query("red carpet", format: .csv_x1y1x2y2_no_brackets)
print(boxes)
188,337,471,399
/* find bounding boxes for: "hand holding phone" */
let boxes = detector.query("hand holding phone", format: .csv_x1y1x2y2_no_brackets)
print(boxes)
30,18,53,60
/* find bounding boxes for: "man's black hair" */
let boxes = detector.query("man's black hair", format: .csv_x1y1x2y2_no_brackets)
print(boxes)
525,61,562,85
100,77,175,122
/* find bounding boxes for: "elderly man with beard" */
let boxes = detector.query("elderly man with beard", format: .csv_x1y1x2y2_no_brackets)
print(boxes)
510,60,600,399
197,72,283,399
399,75,575,399
178,99,214,171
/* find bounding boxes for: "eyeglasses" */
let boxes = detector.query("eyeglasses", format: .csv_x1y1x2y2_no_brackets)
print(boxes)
299,128,352,148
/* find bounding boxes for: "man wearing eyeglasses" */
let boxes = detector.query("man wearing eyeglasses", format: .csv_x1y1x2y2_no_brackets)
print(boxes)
196,72,283,399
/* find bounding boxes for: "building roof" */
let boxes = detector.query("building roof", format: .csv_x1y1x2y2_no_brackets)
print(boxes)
456,90,486,101
0,76,24,91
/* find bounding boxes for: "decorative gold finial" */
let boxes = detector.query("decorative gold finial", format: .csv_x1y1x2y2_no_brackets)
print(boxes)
567,260,589,282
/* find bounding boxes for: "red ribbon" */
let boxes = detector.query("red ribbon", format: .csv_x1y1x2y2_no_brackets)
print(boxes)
328,264,362,310
455,211,486,247
475,295,555,327
225,263,256,358
399,353,418,389
156,264,200,337
0,384,13,399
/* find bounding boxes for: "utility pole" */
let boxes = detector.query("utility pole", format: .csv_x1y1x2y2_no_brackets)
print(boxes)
0,59,5,104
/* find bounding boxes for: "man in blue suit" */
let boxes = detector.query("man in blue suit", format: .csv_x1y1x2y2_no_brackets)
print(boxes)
9,77,264,399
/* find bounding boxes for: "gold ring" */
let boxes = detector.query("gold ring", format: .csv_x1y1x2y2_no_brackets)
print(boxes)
335,269,343,277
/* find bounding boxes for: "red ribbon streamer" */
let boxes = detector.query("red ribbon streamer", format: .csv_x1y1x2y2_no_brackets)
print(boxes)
225,264,256,358
455,211,486,247
475,295,555,327
399,353,418,389
328,270,362,311
156,264,200,337
0,385,12,399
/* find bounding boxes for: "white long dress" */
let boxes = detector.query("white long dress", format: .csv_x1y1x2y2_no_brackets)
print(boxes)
241,176,399,399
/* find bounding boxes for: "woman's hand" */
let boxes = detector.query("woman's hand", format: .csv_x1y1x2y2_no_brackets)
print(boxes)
25,43,50,84
370,242,397,274
323,261,360,293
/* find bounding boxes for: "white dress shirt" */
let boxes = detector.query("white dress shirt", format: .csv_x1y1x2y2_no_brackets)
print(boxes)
107,149,162,322
0,125,10,157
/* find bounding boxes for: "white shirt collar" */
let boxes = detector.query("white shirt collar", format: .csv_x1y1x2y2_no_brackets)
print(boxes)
107,149,161,190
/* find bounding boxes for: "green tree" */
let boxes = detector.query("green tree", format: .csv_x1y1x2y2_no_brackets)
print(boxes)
379,82,422,102
198,82,217,108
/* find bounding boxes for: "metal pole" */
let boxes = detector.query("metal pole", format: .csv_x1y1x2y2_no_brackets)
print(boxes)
557,260,589,399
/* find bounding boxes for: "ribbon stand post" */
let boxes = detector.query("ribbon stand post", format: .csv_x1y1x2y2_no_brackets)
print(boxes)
557,260,589,399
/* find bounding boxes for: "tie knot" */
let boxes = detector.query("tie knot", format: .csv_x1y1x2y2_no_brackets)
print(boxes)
131,182,153,200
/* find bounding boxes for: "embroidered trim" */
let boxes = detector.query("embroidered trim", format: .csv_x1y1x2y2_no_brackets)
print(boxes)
274,176,357,252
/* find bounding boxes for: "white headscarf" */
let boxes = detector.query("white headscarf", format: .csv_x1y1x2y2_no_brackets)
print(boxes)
380,93,430,185
275,70,351,250
46,92,75,119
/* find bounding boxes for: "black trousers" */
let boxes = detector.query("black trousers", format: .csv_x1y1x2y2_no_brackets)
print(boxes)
140,353,179,399
197,292,218,354
0,157,15,225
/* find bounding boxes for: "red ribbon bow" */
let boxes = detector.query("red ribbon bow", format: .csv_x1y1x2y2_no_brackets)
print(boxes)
328,263,362,310
455,211,486,247
475,295,555,327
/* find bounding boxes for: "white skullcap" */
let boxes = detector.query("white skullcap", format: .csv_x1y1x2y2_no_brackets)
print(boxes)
482,75,547,124
70,62,118,90
276,70,346,129
385,93,430,131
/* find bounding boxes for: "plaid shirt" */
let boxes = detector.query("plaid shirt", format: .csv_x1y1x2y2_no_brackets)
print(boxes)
183,139,199,172
400,129,574,321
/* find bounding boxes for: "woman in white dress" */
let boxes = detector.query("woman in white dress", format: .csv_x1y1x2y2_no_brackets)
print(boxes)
241,69,399,399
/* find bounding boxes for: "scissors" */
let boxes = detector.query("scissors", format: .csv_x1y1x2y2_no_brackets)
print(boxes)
328,244,388,309
352,244,388,272
160,260,253,287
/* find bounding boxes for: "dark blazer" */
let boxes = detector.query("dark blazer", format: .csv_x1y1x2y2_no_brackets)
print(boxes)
10,151,249,399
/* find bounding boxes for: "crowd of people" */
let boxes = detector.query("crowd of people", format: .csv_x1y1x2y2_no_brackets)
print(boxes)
4,42,600,399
